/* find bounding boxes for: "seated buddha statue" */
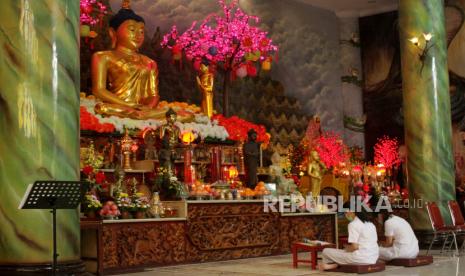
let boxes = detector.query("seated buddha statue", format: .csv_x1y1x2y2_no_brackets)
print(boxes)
91,4,193,121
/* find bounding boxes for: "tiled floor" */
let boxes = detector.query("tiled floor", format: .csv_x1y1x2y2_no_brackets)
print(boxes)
115,251,465,276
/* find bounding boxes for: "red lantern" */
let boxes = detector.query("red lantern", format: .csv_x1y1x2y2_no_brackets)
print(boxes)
247,64,257,77
236,65,247,78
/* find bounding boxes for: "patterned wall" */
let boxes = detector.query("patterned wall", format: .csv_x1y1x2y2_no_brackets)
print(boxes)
100,0,345,154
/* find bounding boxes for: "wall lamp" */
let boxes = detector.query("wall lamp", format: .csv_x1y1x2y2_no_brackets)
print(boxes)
409,33,433,73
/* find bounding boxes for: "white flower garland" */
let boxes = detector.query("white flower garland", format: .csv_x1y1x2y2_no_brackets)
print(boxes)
80,98,229,140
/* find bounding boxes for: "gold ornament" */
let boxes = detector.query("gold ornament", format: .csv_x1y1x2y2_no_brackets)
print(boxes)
121,127,134,170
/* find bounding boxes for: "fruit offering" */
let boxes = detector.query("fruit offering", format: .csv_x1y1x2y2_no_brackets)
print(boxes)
190,181,210,198
99,201,120,218
254,182,270,197
240,188,256,198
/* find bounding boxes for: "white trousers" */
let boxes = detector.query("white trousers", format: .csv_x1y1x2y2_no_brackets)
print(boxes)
378,246,418,261
321,248,377,265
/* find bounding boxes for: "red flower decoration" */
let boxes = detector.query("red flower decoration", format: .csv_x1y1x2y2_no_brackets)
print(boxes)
80,106,116,133
212,114,270,144
82,165,93,176
95,171,106,184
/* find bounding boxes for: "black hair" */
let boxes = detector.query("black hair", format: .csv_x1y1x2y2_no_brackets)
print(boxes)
110,9,145,30
343,201,373,223
165,108,177,117
355,209,372,223
248,129,257,136
379,208,393,223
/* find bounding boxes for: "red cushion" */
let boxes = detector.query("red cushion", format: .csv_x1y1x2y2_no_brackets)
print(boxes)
327,262,385,274
387,255,433,267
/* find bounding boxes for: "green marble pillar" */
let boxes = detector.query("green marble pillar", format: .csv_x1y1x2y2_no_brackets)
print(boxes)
399,0,455,230
0,0,80,267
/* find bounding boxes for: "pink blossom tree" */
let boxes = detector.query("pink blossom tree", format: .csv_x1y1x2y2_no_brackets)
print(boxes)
161,0,278,116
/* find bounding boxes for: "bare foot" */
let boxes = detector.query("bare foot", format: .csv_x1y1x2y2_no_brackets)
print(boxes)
318,263,338,271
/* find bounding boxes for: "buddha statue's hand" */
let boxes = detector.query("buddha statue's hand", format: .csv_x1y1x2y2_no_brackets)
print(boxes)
130,103,145,110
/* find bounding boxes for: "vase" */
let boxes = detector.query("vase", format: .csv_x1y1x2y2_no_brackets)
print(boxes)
86,210,97,219
121,210,131,219
134,211,145,219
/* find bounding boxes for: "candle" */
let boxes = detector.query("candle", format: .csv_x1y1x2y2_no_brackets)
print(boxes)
260,144,263,167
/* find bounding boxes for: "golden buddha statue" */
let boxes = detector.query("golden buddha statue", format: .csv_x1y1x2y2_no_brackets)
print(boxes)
196,64,214,118
307,150,326,197
91,2,192,121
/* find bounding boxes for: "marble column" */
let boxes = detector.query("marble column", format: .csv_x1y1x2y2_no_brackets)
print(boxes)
0,0,81,271
339,17,365,154
399,0,455,230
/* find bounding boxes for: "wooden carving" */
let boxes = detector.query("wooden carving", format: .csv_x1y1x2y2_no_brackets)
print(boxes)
280,215,336,253
186,203,280,262
96,203,337,274
102,221,185,270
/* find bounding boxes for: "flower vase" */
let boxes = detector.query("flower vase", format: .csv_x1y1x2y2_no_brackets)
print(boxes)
121,210,131,219
134,211,145,219
86,210,97,219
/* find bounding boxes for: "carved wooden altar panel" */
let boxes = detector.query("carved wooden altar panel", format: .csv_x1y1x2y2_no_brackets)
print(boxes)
185,203,280,262
102,221,186,270
279,215,336,253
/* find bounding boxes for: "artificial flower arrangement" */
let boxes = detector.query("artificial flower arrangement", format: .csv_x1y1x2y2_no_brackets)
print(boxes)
81,141,107,191
80,96,270,145
153,167,189,200
212,114,270,144
131,192,150,212
83,194,102,211
161,0,278,80
115,192,134,213
80,97,229,140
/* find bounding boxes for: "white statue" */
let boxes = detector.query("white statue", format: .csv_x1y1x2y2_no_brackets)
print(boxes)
269,152,297,195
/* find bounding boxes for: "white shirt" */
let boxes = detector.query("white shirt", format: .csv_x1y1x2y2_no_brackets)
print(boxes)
384,215,419,257
348,216,379,263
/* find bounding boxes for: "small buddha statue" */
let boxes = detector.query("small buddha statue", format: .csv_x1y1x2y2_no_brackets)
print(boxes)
196,64,214,118
91,1,193,121
143,129,157,160
243,129,260,189
157,108,180,175
307,150,326,197
111,166,126,198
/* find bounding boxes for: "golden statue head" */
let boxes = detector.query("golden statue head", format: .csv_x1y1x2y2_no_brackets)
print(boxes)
109,3,145,50
200,64,209,73
310,150,319,161
313,115,320,124
165,108,177,124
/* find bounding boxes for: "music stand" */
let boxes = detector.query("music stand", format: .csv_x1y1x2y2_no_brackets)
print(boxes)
19,180,86,276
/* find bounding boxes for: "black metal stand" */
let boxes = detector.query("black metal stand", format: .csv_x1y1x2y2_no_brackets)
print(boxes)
19,181,86,276
49,199,58,276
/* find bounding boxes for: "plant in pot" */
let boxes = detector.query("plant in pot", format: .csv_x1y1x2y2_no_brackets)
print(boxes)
82,194,102,219
115,192,133,219
81,141,107,194
131,193,150,219
152,167,188,200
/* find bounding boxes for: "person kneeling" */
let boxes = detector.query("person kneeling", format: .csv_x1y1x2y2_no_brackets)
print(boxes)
319,209,379,271
378,210,419,261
